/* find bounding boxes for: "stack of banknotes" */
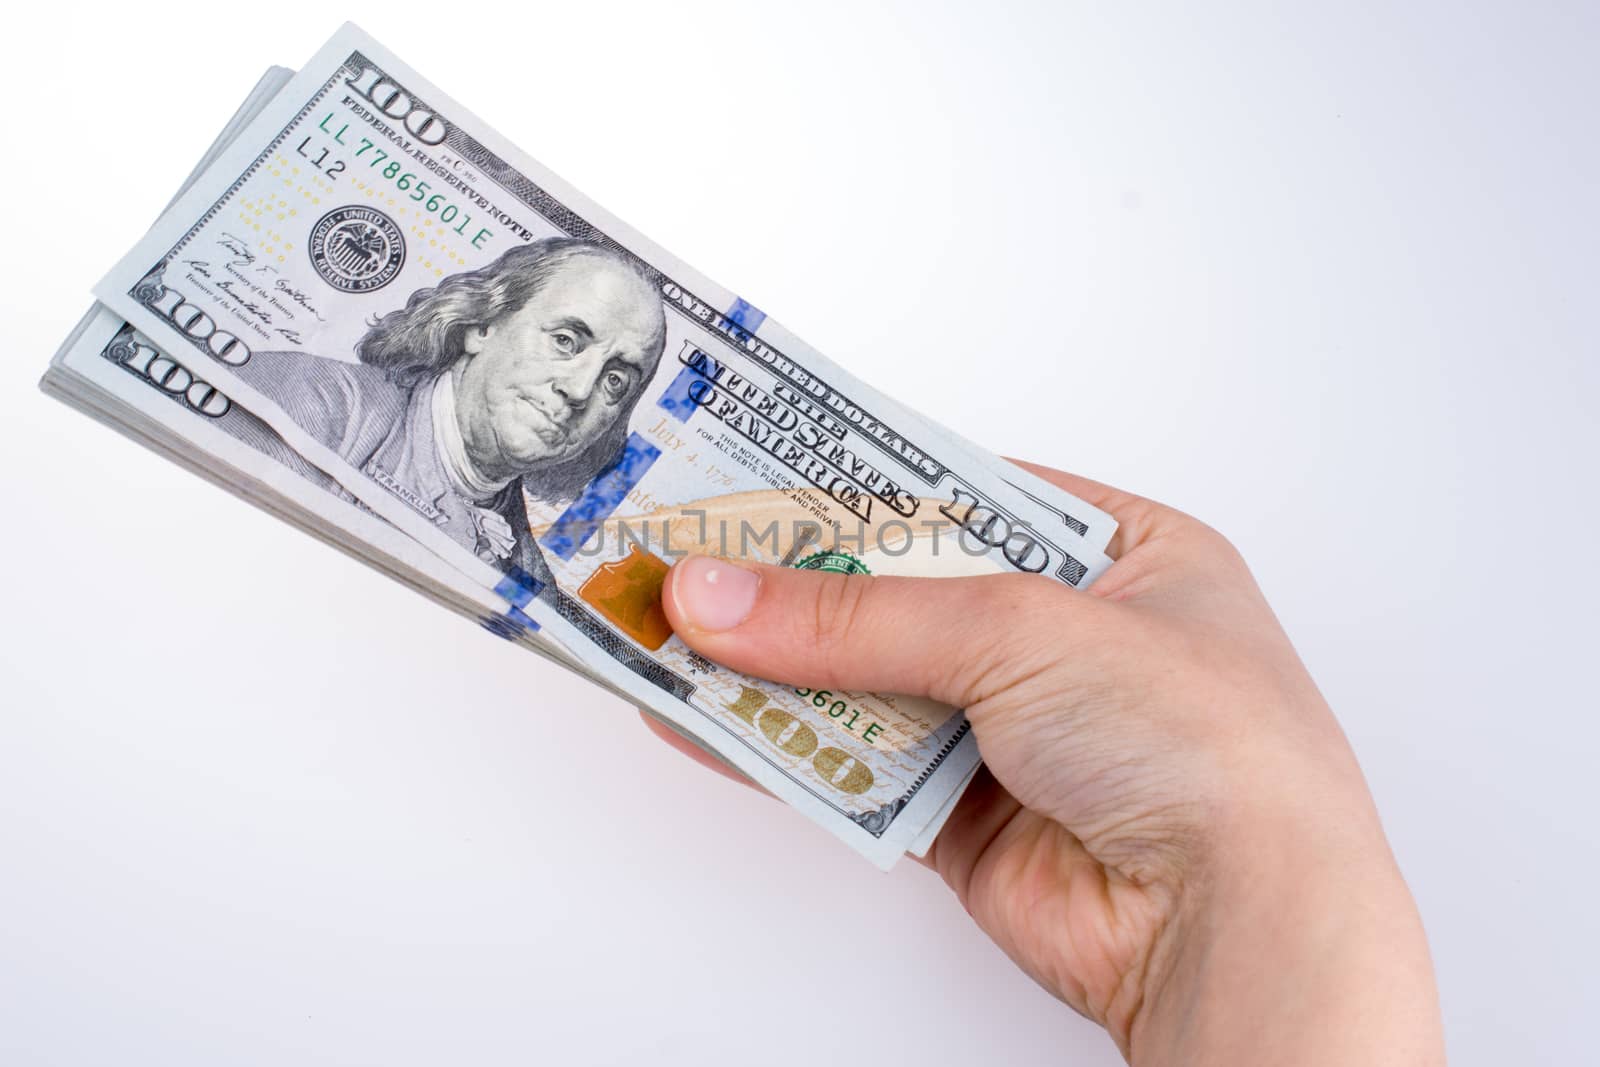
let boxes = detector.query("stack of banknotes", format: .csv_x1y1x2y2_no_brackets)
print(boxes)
41,26,1117,868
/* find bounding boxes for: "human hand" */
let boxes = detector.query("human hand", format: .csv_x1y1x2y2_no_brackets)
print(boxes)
643,461,1444,1066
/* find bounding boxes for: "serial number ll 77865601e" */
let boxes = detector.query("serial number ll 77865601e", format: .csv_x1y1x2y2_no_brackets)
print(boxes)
293,111,494,250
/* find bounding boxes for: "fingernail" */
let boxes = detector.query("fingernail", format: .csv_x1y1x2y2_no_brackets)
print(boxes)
670,555,760,632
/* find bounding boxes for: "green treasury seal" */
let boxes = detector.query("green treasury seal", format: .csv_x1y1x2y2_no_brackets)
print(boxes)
794,550,870,575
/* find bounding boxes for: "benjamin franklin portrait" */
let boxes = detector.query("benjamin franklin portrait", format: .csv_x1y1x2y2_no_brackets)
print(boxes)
239,236,667,588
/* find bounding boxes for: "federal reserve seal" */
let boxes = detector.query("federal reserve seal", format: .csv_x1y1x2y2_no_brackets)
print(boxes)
793,550,870,575
308,206,405,293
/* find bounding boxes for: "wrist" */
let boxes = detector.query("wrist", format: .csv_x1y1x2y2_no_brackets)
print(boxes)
1129,750,1443,1065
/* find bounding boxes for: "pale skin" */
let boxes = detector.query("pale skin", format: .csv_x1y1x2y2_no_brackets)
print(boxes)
645,460,1446,1065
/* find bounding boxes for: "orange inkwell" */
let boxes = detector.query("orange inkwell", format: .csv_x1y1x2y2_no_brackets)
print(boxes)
578,547,674,650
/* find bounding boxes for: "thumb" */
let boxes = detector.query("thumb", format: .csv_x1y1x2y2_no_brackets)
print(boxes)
660,554,1088,707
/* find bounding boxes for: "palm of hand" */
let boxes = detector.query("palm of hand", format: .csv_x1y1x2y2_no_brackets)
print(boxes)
925,769,1171,1045
921,474,1310,1049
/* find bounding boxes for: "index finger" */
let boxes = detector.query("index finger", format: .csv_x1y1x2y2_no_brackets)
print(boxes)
1003,457,1179,560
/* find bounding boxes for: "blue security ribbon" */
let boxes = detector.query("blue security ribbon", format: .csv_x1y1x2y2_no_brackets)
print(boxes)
479,605,539,641
656,362,703,423
541,432,663,560
535,295,766,563
493,565,544,608
725,296,766,334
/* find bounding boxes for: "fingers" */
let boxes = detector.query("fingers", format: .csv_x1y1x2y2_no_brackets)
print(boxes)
637,709,766,792
661,553,1086,707
1003,457,1182,561
922,765,1027,893
638,704,952,871
1005,458,1133,515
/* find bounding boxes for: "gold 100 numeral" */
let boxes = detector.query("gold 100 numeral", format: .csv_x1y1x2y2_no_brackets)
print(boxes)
722,686,874,795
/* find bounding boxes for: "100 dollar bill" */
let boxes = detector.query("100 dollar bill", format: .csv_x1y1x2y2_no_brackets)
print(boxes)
47,66,605,674
95,24,1114,865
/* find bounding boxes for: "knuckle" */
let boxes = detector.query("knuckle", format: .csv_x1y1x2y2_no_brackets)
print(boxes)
1168,512,1247,568
804,572,875,665
1198,523,1249,572
934,574,1066,703
959,573,1033,630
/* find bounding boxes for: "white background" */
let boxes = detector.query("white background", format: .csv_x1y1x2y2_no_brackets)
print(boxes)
2,3,1595,1064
